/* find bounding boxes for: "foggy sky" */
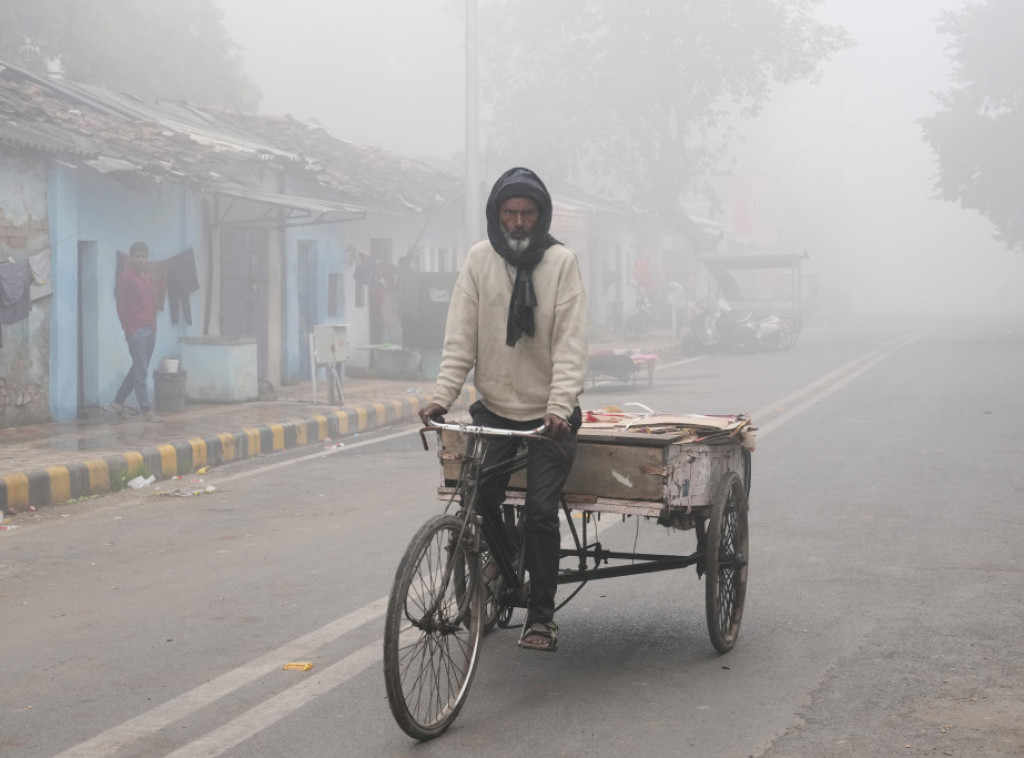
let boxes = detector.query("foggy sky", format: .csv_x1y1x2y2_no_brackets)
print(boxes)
217,0,464,159
216,0,1024,318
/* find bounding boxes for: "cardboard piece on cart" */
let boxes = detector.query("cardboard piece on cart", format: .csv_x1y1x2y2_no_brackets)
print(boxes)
616,413,745,431
584,413,754,450
578,425,697,445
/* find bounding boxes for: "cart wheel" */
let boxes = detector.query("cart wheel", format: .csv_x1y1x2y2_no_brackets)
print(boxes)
496,602,514,628
383,514,483,740
705,471,749,653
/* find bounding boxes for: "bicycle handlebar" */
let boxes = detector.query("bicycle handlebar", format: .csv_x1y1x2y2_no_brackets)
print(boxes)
418,419,548,450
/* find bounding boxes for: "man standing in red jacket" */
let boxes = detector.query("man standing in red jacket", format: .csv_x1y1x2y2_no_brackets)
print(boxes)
112,242,163,422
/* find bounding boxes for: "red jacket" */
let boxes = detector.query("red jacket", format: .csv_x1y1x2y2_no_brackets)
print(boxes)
116,267,156,337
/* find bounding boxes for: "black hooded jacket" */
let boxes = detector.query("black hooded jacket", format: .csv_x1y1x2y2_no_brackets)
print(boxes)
484,167,561,346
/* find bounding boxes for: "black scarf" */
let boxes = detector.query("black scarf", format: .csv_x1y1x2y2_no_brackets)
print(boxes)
494,238,557,347
484,167,560,346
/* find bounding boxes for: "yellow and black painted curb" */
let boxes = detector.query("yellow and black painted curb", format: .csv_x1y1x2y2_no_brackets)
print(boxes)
0,341,683,513
0,389,478,513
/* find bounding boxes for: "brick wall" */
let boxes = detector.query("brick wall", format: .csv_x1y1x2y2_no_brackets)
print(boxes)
0,152,53,429
0,215,49,251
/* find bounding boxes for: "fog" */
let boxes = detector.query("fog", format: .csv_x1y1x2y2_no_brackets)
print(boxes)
217,0,1024,321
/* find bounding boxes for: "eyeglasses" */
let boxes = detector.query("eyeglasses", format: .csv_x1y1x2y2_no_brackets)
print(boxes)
500,209,538,221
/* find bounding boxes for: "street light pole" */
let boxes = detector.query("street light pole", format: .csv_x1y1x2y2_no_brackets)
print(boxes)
465,0,480,249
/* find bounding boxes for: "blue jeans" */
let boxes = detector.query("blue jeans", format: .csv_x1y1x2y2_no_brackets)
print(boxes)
115,326,155,412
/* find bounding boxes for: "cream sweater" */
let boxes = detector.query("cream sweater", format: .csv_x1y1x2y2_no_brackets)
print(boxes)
432,240,589,421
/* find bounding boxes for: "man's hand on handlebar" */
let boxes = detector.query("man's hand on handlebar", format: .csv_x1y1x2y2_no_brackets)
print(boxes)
419,402,448,426
543,412,570,440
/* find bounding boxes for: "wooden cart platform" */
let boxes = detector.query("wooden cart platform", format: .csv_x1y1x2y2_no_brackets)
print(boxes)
437,412,754,529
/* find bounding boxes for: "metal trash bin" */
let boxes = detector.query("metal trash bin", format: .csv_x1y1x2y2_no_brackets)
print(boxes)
153,369,187,412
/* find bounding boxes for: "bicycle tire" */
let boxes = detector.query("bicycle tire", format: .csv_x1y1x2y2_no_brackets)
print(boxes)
383,514,483,740
479,544,503,634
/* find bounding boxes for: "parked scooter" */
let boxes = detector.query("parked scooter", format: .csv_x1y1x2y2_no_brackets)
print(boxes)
721,309,801,350
682,299,800,352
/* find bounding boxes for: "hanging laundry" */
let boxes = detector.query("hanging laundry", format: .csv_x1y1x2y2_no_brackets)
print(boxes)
28,249,50,285
28,249,52,300
0,258,31,325
149,258,169,313
166,247,199,325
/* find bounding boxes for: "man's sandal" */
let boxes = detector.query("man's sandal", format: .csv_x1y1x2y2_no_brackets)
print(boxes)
518,621,558,652
110,402,139,417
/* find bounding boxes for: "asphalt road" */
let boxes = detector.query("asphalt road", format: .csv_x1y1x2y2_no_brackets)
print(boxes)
2,316,1022,757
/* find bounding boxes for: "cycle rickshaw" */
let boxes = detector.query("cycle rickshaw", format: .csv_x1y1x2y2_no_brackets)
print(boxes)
383,409,754,740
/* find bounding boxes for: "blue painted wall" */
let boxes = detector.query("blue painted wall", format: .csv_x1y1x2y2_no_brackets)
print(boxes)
48,168,205,421
282,221,348,384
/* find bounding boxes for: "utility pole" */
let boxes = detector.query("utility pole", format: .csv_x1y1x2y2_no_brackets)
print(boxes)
465,0,480,249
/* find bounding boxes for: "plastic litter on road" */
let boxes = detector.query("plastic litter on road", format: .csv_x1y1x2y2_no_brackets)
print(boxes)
160,485,217,497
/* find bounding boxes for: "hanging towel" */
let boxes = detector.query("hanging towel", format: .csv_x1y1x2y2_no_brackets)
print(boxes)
167,247,200,325
0,258,31,325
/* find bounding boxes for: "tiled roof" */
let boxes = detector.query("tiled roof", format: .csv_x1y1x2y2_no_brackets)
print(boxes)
0,62,460,213
199,109,461,212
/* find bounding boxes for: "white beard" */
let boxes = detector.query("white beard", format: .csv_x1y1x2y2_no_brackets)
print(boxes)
504,233,531,254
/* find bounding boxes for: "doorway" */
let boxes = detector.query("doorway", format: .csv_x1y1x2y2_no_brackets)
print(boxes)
220,226,270,378
297,240,319,380
77,241,99,413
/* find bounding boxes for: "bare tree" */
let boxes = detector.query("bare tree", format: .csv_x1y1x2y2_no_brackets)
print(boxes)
479,0,849,248
0,0,260,111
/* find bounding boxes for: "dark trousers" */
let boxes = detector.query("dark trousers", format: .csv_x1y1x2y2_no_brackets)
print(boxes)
115,326,155,412
470,401,580,625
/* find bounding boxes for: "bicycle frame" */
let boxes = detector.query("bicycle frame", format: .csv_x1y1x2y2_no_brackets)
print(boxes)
420,421,546,608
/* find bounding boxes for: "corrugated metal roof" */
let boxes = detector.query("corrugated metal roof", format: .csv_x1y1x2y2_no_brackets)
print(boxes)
0,121,91,155
200,109,462,213
210,184,367,226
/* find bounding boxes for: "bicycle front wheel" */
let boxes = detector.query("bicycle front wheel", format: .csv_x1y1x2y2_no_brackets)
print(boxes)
383,514,483,740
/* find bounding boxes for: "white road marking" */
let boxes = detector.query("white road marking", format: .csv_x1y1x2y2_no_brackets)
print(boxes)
56,327,932,756
750,322,935,440
164,641,382,758
53,597,389,758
